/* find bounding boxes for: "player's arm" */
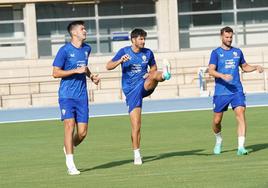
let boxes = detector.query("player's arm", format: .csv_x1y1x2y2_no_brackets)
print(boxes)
52,47,87,78
149,64,157,72
52,66,87,78
208,64,233,82
106,59,122,70
85,67,100,85
240,63,263,73
106,54,130,70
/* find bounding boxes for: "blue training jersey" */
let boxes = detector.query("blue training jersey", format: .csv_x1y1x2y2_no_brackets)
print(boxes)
53,42,91,99
209,47,246,96
112,46,156,95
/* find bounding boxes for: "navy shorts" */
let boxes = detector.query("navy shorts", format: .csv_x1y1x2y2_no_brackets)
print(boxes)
126,80,154,113
59,98,89,123
213,92,246,113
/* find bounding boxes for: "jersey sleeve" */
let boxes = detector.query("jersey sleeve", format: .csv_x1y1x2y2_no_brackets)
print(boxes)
112,48,125,62
148,50,156,67
53,47,67,68
88,45,92,56
239,50,246,65
87,44,92,56
209,50,218,66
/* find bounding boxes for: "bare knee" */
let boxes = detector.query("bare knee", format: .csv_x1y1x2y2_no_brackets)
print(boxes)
130,108,142,133
64,120,75,133
132,121,141,131
213,118,222,126
213,112,223,125
234,107,246,121
150,71,158,80
235,107,245,117
80,128,88,138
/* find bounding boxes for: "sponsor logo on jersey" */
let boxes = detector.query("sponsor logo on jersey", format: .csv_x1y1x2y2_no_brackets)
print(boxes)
225,59,235,69
77,64,86,68
130,64,142,74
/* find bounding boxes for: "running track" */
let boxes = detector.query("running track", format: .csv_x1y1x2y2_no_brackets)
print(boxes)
0,93,268,123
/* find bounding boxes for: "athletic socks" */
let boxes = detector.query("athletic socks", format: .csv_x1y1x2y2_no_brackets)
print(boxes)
215,132,223,145
238,136,245,149
162,59,171,80
66,154,76,170
134,148,141,159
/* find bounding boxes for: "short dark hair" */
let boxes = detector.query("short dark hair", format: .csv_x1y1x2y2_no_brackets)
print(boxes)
131,28,147,39
220,26,233,35
67,20,85,36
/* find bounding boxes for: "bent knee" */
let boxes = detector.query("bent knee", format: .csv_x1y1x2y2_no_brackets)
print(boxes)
78,130,87,138
213,118,222,125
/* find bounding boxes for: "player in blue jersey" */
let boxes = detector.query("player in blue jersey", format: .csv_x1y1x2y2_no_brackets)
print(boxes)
208,26,263,155
106,28,171,165
52,21,100,175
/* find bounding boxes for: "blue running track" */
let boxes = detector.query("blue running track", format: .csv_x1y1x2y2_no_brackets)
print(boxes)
0,93,268,123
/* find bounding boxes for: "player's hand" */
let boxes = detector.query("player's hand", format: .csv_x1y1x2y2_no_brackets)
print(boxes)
75,66,87,74
91,74,100,85
120,54,131,63
222,74,233,82
143,73,149,79
256,65,264,73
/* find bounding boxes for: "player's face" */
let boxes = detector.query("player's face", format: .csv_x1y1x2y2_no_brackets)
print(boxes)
72,25,87,41
132,36,146,49
221,31,233,48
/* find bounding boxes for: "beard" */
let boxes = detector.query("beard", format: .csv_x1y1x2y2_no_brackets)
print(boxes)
138,43,145,48
223,41,232,47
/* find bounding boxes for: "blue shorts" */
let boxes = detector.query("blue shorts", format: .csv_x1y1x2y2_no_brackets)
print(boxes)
213,92,246,113
126,80,154,113
59,98,89,123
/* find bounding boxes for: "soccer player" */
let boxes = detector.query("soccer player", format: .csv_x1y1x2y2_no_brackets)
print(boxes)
106,28,171,165
52,21,100,175
208,26,263,155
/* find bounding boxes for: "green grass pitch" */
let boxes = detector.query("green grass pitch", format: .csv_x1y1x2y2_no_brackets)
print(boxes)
0,107,268,188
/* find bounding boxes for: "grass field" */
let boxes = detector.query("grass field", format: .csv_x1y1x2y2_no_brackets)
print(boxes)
1,107,268,188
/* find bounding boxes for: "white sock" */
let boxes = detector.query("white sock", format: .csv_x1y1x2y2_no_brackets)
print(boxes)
238,136,245,149
162,59,170,79
134,148,141,158
161,72,165,79
66,154,76,169
215,132,222,145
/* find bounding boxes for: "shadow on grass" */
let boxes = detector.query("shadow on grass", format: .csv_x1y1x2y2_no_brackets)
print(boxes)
80,149,208,172
80,144,268,172
222,143,268,154
247,143,268,153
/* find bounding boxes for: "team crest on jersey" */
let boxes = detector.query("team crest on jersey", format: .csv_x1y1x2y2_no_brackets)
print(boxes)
142,55,147,61
61,109,66,116
233,51,240,59
220,53,224,57
141,55,148,64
